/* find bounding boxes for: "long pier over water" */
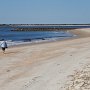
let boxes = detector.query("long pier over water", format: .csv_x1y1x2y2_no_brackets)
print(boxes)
1,24,90,31
10,24,90,31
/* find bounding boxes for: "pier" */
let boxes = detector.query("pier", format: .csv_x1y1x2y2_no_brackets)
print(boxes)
12,27,76,31
1,24,90,31
10,24,81,31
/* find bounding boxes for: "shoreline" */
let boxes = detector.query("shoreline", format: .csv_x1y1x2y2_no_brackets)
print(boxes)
7,28,90,48
1,28,89,48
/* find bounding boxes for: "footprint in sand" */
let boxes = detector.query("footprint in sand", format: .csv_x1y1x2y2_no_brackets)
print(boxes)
23,76,41,89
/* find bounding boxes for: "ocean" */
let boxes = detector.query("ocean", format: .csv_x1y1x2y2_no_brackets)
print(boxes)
0,25,89,46
0,26,73,41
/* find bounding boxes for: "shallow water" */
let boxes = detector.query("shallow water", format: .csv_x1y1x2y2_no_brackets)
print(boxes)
0,26,73,42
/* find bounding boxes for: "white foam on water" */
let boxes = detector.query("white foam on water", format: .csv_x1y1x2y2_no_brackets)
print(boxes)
0,34,75,47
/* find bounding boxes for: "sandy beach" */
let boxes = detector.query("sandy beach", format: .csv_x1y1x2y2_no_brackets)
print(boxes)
0,28,90,90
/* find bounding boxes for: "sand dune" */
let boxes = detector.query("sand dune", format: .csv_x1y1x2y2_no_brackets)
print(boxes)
0,28,90,90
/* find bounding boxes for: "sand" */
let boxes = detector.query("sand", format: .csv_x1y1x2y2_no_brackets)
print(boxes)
0,28,90,90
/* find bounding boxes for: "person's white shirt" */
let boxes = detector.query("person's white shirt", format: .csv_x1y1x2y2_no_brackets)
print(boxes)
0,41,7,48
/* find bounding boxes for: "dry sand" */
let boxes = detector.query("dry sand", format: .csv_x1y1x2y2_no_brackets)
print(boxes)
0,28,90,90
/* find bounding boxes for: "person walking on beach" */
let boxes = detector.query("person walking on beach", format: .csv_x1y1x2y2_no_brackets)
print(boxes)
0,39,8,53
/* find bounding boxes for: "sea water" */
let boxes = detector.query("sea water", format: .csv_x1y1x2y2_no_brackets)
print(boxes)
0,26,74,46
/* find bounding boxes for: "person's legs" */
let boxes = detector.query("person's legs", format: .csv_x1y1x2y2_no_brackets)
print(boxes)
2,48,5,53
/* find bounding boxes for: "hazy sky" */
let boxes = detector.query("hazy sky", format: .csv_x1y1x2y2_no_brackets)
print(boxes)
0,0,90,24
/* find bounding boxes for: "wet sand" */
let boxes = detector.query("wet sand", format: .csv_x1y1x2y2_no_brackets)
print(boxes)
0,28,90,90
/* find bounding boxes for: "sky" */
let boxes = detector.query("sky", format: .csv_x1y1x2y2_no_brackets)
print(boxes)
0,0,90,24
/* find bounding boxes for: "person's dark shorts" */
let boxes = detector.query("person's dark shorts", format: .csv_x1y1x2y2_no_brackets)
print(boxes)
2,47,5,51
